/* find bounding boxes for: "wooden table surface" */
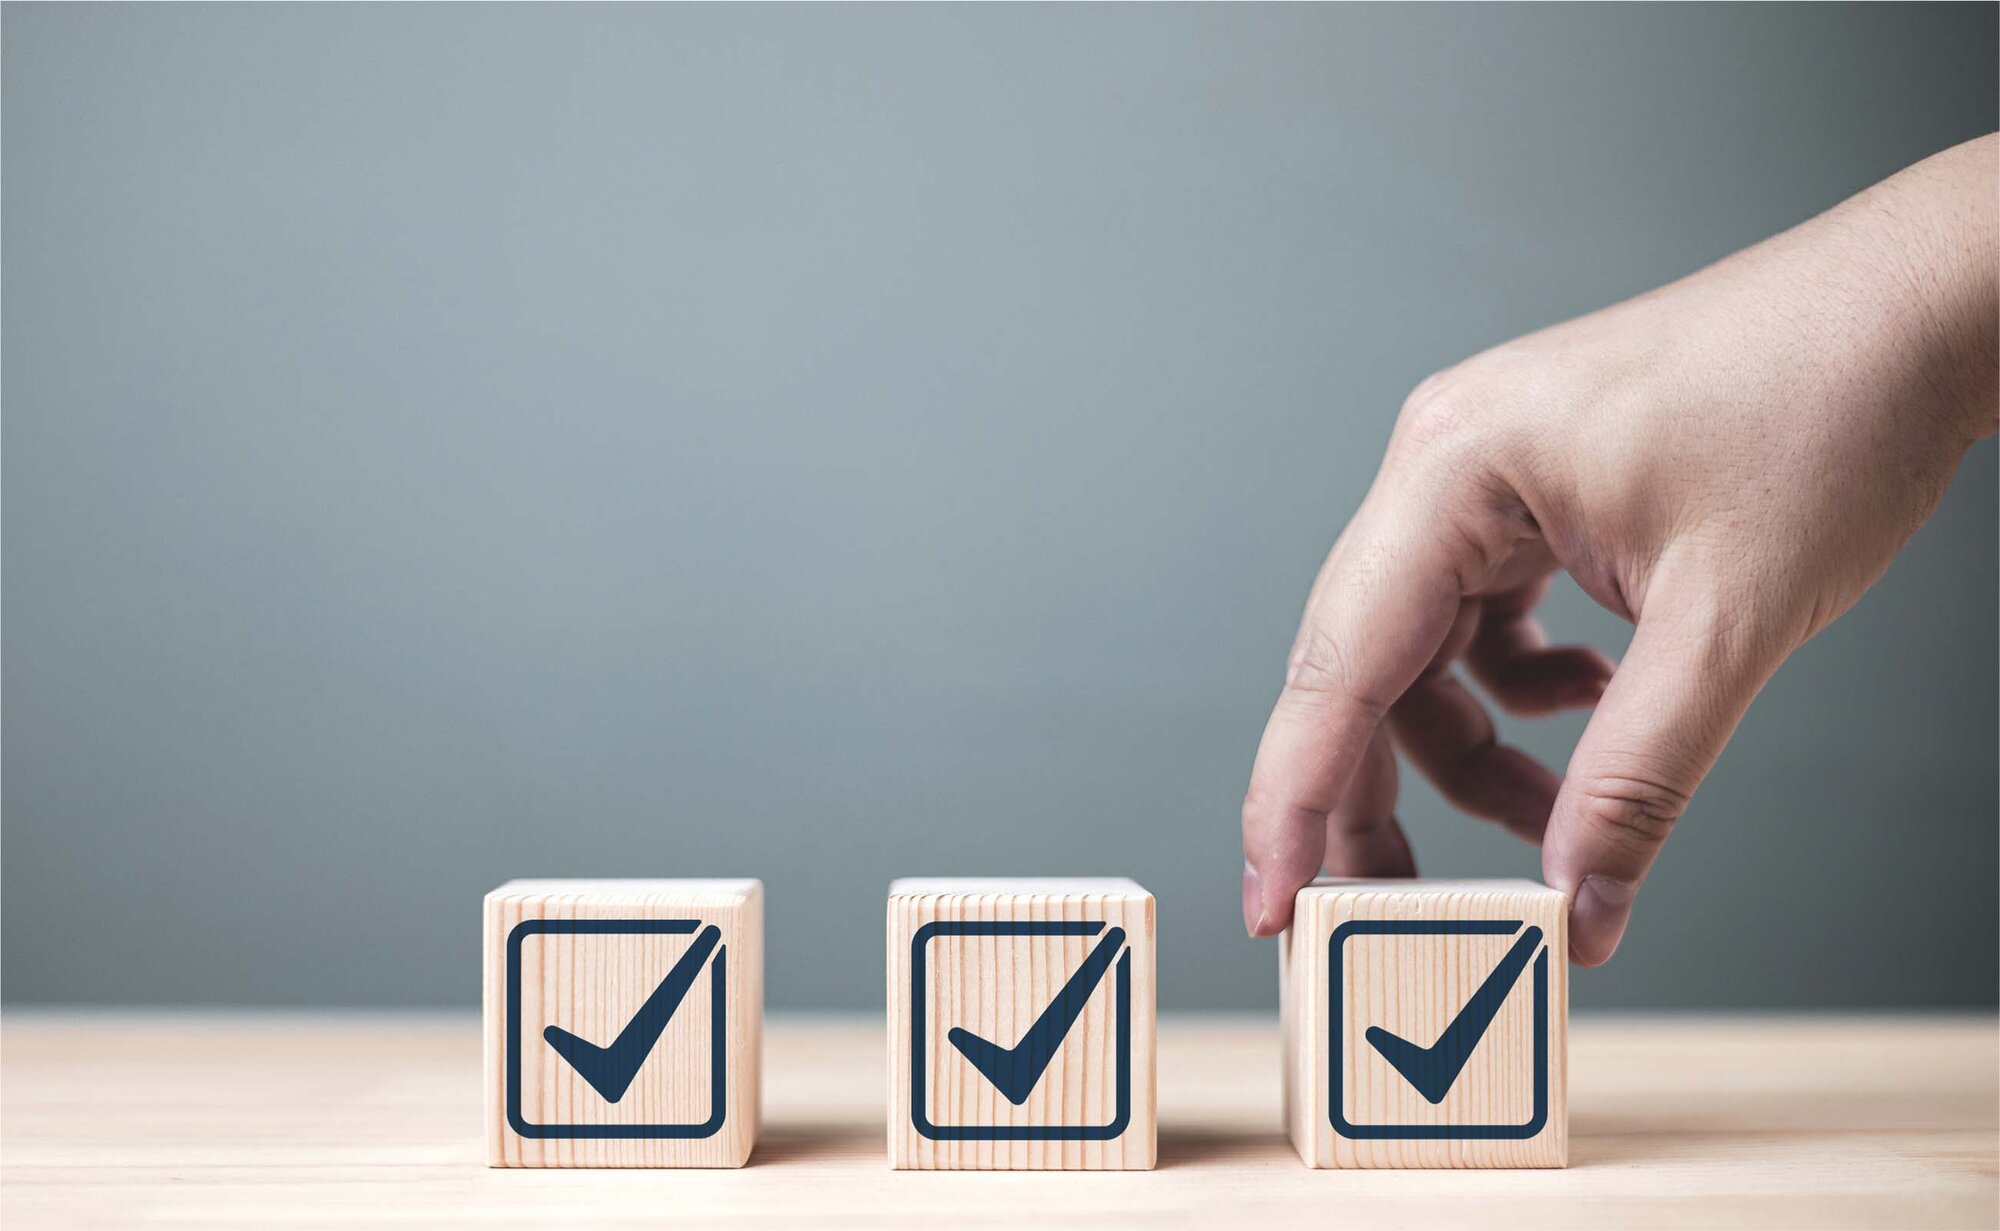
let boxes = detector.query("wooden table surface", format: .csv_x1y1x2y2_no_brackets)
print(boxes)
3,1013,1994,1229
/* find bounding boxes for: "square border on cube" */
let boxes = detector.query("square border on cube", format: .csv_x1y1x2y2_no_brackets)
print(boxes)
909,919,1131,1141
506,918,727,1140
1328,919,1548,1140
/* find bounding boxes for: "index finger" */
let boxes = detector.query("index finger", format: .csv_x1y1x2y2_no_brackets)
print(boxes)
1240,504,1470,936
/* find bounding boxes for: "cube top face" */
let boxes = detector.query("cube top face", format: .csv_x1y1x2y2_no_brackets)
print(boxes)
488,878,761,907
889,876,1150,900
888,878,1157,1170
1302,876,1550,899
484,879,762,1168
1283,878,1568,1169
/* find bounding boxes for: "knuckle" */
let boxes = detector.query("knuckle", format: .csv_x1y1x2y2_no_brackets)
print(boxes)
1438,512,1518,595
1439,767,1500,815
1239,789,1267,831
1487,670,1560,718
1285,624,1394,722
1432,774,1489,814
1388,376,1534,592
1241,783,1315,843
1574,775,1688,851
1396,371,1483,453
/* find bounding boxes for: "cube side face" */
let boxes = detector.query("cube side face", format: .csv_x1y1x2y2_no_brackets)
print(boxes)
887,883,1157,1170
1286,881,1568,1169
1278,923,1318,1166
483,880,762,1168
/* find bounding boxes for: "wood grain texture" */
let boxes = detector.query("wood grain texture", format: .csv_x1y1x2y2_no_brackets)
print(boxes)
483,879,762,1167
3,1014,1995,1228
1282,879,1568,1168
887,878,1157,1169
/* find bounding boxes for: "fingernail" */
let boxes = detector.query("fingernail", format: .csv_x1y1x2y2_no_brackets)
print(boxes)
1571,875,1637,966
1241,862,1264,936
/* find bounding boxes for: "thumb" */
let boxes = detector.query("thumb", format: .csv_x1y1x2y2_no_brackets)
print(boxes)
1543,585,1783,966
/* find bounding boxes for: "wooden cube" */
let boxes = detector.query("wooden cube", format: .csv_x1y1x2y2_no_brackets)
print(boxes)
484,879,762,1167
887,878,1157,1170
1280,878,1567,1168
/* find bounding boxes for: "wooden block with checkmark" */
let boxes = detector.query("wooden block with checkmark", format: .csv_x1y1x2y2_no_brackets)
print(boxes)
887,878,1157,1170
483,879,762,1167
1280,878,1568,1168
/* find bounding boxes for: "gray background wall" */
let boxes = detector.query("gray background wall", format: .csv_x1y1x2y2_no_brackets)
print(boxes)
5,4,1994,1012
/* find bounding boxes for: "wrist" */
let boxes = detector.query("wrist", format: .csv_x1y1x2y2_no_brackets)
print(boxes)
1881,135,1998,442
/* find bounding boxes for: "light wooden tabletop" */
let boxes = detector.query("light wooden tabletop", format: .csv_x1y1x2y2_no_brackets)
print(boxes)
3,1013,1994,1229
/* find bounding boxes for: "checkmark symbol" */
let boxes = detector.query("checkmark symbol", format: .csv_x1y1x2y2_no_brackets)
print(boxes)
543,924,722,1104
1364,925,1544,1105
947,927,1127,1105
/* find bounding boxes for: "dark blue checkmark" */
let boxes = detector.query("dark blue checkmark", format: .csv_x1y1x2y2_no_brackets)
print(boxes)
542,924,721,1104
1364,925,1544,1105
946,927,1127,1105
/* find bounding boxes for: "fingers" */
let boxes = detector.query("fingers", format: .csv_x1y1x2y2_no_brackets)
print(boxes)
1388,665,1563,845
1322,729,1415,878
1542,580,1782,966
1473,644,1617,715
1241,510,1471,937
1465,579,1616,716
1242,726,1416,933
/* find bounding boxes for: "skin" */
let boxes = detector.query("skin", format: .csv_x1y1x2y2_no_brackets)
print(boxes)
1241,134,1999,965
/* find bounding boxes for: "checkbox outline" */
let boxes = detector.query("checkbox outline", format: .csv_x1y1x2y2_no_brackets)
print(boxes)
506,918,728,1140
909,920,1133,1141
1329,919,1548,1140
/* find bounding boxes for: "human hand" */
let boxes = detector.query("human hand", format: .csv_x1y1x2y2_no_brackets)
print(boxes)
1241,135,1999,964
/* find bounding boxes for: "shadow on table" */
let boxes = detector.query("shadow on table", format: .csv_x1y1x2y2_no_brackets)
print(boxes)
1157,1123,1292,1169
751,1121,882,1166
749,1121,1292,1169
